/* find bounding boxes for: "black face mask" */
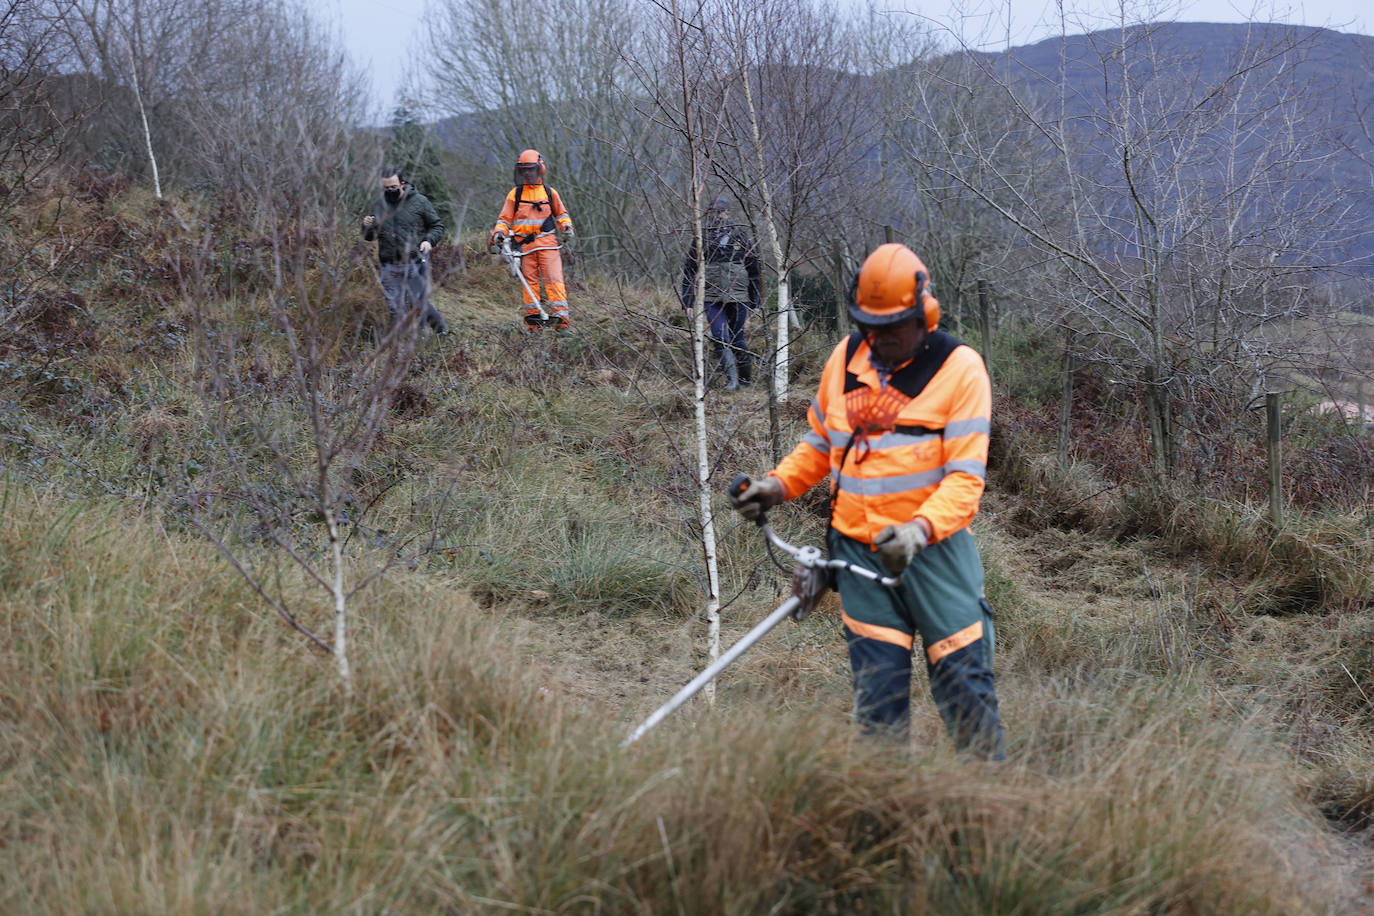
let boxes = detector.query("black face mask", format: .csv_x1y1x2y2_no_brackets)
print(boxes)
384,188,402,205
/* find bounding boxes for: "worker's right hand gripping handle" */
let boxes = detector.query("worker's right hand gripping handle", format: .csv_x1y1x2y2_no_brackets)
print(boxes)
729,474,768,526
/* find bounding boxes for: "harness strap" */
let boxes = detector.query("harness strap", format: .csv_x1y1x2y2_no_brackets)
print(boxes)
511,183,559,244
828,332,866,524
827,331,961,528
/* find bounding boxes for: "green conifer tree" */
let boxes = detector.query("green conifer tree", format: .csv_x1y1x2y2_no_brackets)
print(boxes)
387,102,455,239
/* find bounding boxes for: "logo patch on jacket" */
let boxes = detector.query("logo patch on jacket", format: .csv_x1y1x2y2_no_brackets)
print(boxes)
912,438,942,465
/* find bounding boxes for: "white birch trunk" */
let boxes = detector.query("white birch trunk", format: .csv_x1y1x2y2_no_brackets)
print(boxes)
125,38,162,199
325,508,351,697
740,66,789,402
773,271,790,401
691,212,723,703
664,0,722,708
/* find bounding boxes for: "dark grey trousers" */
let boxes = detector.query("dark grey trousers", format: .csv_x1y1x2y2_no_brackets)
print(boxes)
380,260,446,333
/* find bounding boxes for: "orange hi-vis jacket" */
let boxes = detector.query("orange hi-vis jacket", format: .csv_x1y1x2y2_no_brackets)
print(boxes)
493,183,572,244
770,330,991,546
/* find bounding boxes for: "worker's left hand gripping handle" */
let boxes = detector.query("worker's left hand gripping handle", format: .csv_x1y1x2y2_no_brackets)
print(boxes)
728,474,768,526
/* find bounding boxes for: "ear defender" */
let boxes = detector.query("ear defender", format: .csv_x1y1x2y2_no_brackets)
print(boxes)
847,245,940,331
916,270,940,332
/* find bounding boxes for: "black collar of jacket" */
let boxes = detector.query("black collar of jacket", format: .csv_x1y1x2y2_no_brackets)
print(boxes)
842,329,961,397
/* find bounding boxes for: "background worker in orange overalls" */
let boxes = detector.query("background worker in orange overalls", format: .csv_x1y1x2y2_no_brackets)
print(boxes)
729,243,1004,760
489,149,575,331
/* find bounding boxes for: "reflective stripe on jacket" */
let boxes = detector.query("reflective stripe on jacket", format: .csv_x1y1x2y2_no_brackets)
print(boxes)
493,184,572,242
770,330,990,545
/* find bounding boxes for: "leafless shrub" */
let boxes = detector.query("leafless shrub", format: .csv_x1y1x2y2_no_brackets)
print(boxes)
156,6,411,695
892,13,1368,488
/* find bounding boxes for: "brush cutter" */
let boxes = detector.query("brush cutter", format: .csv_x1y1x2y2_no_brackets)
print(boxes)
492,234,564,327
621,475,899,747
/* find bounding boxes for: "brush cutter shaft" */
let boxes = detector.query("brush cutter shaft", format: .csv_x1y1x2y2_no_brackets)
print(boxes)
498,237,548,320
620,478,899,747
621,596,802,747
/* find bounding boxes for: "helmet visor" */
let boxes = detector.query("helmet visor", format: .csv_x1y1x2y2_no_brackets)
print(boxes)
847,302,923,330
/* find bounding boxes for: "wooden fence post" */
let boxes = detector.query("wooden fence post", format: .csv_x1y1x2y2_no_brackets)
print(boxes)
1058,331,1075,471
1266,392,1283,530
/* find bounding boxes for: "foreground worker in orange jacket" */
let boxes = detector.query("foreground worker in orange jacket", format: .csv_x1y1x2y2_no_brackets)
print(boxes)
729,243,1004,759
489,149,575,331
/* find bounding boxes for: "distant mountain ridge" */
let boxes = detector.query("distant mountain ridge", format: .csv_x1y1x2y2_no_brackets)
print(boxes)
421,21,1374,274
977,22,1374,271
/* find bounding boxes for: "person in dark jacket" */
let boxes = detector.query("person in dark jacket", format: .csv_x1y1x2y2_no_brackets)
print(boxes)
680,196,761,389
362,167,447,334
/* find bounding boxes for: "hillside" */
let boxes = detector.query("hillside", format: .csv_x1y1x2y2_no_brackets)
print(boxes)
976,22,1374,271
1,176,1373,911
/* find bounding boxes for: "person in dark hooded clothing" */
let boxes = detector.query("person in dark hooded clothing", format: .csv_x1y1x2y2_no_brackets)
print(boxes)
679,196,761,389
362,166,448,334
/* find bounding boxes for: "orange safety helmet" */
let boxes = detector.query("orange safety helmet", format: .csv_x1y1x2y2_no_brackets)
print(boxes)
515,149,546,183
849,243,940,331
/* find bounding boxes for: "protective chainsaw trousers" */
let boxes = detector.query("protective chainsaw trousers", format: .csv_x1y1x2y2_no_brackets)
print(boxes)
830,528,1004,759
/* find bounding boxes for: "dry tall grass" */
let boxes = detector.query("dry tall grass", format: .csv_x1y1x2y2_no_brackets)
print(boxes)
0,481,1351,913
2,181,1372,912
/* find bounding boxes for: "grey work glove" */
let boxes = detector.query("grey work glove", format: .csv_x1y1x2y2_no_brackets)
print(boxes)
873,520,929,575
728,475,784,523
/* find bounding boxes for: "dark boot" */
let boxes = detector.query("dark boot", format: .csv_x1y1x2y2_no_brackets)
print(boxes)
424,303,448,334
720,347,740,390
736,349,753,387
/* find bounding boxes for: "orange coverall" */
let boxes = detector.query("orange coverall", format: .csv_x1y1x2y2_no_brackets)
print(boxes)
492,183,574,329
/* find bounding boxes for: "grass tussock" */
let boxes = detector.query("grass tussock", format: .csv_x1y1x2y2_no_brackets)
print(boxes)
1131,489,1374,615
991,417,1373,616
0,478,1352,913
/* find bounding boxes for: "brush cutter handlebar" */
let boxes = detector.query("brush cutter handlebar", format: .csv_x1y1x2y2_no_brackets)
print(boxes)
728,475,900,589
618,477,900,747
492,236,562,260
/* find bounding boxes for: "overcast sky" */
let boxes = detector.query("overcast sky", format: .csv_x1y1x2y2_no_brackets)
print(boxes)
318,0,1372,120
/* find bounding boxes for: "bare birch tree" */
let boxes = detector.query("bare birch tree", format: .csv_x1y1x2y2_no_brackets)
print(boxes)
420,0,663,265
57,0,349,197
60,0,220,186
873,49,1030,335
709,0,884,450
612,0,734,700
891,12,1353,482
166,6,407,695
